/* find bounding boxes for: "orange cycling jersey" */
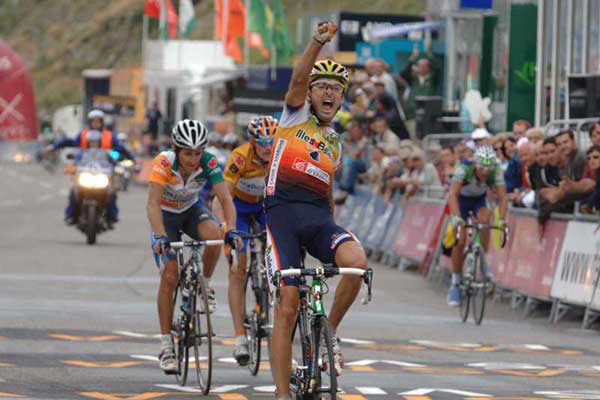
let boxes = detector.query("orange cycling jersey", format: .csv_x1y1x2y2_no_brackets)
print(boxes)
266,102,342,207
223,142,267,203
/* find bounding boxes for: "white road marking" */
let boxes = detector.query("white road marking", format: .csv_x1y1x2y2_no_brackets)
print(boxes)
345,359,378,366
356,387,387,395
116,331,161,339
523,344,550,350
211,385,250,393
155,384,205,393
254,386,276,393
535,390,600,399
382,360,425,367
468,362,545,370
130,355,158,362
340,337,374,344
399,388,491,396
218,357,237,364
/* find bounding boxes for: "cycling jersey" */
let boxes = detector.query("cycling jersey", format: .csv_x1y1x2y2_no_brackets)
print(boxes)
266,102,342,208
452,162,505,197
148,150,223,213
224,142,267,204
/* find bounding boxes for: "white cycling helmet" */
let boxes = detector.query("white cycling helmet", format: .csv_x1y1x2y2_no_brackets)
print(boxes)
87,109,105,120
474,145,496,168
171,119,208,150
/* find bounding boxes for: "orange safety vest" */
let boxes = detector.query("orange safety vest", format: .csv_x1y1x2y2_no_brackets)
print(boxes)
80,129,113,150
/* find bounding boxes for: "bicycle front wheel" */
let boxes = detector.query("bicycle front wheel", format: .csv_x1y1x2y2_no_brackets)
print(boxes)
171,287,189,385
312,316,337,399
244,268,261,375
471,252,487,325
192,276,213,394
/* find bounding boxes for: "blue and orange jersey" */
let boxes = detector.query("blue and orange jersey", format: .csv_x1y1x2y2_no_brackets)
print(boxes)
265,102,342,208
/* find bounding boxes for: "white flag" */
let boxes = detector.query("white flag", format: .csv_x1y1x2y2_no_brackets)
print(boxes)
179,0,197,37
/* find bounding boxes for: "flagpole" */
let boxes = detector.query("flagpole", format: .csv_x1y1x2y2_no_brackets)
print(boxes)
224,0,229,61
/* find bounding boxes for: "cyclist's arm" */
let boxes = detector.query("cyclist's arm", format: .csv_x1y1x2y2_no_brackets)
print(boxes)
213,181,236,232
211,182,235,224
112,136,136,161
448,179,462,217
147,182,167,237
51,133,80,151
496,184,508,220
285,22,334,108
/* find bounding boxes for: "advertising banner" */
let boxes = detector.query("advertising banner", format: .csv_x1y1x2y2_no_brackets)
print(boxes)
506,215,566,299
392,200,445,261
487,213,517,287
551,221,600,306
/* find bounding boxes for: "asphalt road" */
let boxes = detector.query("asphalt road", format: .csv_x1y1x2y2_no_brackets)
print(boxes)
1,161,600,400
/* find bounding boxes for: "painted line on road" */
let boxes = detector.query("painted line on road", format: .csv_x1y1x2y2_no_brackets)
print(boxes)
0,392,24,398
62,360,143,368
341,337,375,345
356,387,387,395
114,330,161,339
49,333,120,342
78,392,171,399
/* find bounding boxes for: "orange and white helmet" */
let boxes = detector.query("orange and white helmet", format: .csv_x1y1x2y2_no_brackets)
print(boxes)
247,116,278,142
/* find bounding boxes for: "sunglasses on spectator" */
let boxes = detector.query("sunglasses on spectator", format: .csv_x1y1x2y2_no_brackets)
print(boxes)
311,81,345,94
255,138,274,147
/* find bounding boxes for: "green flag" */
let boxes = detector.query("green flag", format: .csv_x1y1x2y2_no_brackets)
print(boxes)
247,0,271,59
271,0,294,64
179,0,196,37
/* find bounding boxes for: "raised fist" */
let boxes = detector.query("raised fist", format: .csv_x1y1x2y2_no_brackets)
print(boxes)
314,21,338,44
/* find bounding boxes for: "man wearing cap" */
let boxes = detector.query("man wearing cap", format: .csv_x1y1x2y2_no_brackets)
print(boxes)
471,128,491,147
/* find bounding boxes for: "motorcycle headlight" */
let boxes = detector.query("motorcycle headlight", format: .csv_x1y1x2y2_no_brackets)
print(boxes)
121,160,134,168
78,172,109,188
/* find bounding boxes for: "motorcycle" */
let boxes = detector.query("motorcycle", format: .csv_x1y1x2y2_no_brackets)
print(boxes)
110,150,135,191
67,149,114,245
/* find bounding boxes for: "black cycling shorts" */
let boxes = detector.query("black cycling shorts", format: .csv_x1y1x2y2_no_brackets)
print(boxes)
265,202,358,289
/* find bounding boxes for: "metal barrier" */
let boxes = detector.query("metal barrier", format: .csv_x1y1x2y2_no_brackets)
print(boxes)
543,117,600,152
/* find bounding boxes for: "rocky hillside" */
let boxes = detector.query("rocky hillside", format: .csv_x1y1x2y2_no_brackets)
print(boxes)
0,0,423,119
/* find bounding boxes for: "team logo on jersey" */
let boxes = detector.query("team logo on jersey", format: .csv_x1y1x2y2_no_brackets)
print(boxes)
229,163,239,173
309,151,320,162
295,129,333,160
292,157,330,184
233,154,245,167
208,157,218,169
159,157,170,169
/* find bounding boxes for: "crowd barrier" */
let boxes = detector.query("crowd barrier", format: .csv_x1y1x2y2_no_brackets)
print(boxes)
336,189,600,329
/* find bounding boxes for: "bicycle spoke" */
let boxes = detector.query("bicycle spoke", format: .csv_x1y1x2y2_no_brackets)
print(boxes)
194,277,213,394
244,268,261,375
471,252,487,325
313,316,337,399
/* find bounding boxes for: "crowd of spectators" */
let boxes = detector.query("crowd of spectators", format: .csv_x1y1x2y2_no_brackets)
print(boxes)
334,55,600,236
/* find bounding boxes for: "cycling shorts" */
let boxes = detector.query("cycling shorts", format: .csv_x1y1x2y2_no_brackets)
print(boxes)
265,202,358,289
458,194,488,221
234,197,266,253
151,201,218,267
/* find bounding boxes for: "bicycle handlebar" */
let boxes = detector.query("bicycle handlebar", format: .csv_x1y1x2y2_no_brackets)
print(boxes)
456,223,509,249
169,239,225,249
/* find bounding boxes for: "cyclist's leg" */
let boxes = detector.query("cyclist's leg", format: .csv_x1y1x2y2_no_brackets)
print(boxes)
229,200,251,350
266,205,301,398
476,206,492,252
185,202,222,279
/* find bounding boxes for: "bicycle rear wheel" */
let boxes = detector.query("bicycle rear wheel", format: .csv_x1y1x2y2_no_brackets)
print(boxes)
312,316,338,399
471,251,487,325
192,276,213,394
244,268,261,375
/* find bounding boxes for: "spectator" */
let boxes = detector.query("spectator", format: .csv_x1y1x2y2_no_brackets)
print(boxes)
588,123,600,147
439,146,457,187
400,39,439,141
426,140,443,182
512,119,531,140
144,101,163,155
375,94,409,139
555,130,585,181
395,147,441,203
539,136,562,188
504,137,522,194
338,120,370,195
471,128,491,147
455,140,473,162
584,145,600,214
372,116,402,155
366,59,400,103
492,135,509,171
507,141,534,206
502,136,518,161
382,155,407,204
526,127,544,147
365,144,386,190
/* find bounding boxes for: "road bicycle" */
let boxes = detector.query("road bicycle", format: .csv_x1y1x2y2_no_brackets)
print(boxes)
240,217,271,375
456,216,508,325
273,258,373,399
168,239,223,394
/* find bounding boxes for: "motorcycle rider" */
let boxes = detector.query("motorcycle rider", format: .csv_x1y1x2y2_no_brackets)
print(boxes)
46,109,136,226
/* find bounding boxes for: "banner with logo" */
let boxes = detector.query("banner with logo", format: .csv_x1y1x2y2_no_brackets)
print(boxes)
392,200,445,261
551,221,600,306
487,213,517,288
506,215,566,299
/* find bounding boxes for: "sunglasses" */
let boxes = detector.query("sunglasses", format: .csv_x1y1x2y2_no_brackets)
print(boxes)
311,81,345,94
255,138,274,147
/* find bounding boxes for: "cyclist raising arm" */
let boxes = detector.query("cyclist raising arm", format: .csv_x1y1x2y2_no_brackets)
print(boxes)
447,145,507,306
146,119,240,374
265,21,367,400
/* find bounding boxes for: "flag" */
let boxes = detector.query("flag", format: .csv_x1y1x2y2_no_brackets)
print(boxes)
144,0,161,18
179,0,196,37
215,0,246,63
272,0,294,63
247,0,271,59
159,0,179,40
